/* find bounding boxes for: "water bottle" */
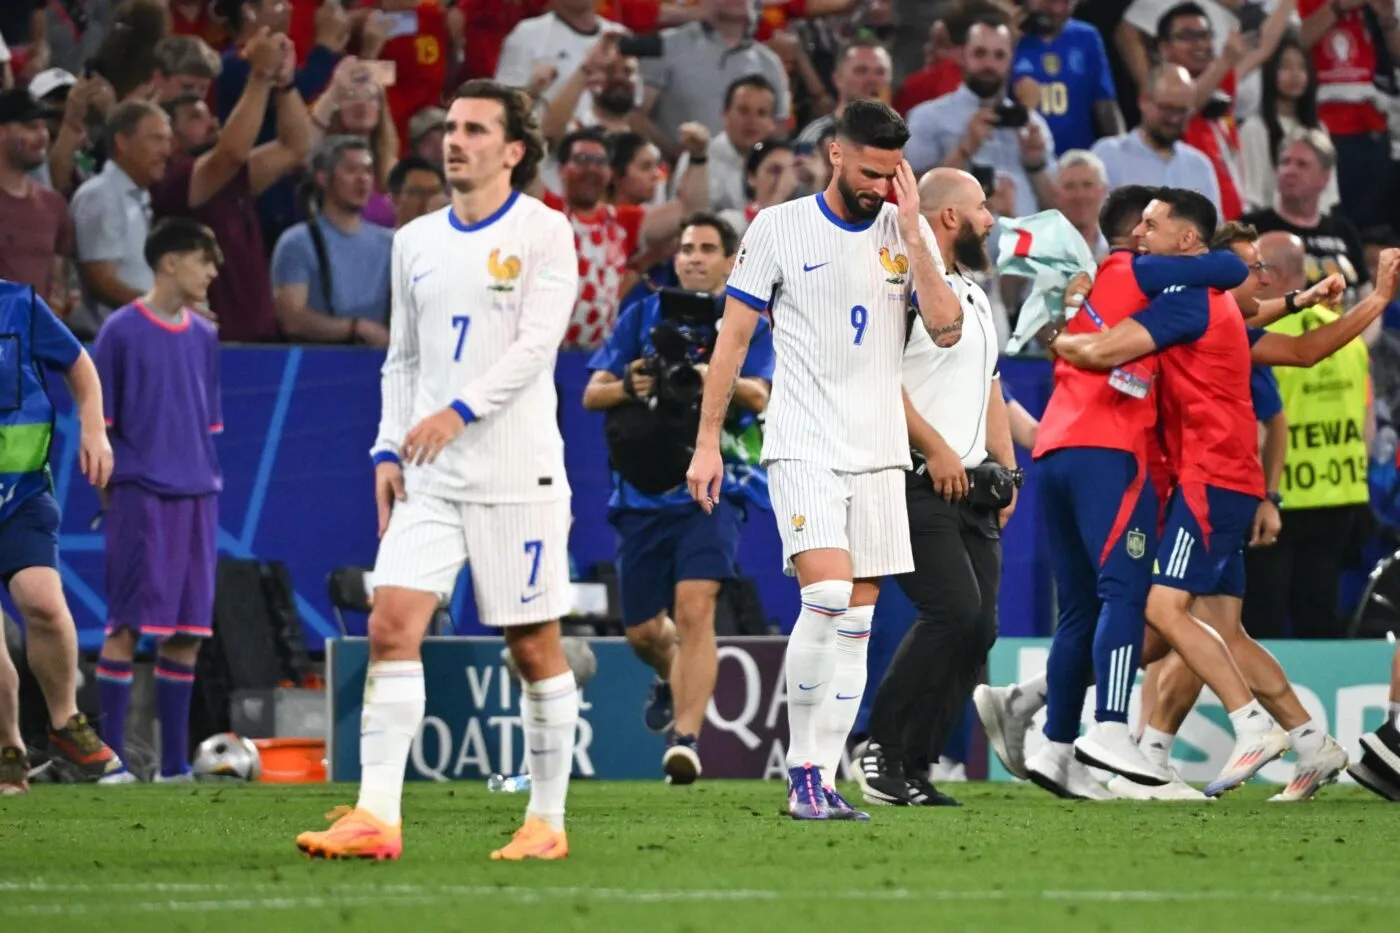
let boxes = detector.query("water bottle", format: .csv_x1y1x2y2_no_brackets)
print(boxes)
487,773,532,793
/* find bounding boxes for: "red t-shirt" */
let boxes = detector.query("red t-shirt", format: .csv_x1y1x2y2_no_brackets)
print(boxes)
168,1,232,52
1034,251,1158,460
1135,287,1264,499
1182,71,1242,220
150,157,279,342
381,3,450,151
542,190,645,349
0,183,73,298
1297,0,1388,135
894,61,963,115
457,0,550,82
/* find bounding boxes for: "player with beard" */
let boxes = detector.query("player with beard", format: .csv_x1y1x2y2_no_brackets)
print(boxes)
854,168,1015,808
688,99,964,820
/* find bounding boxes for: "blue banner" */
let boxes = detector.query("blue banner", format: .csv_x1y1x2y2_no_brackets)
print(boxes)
41,348,1056,653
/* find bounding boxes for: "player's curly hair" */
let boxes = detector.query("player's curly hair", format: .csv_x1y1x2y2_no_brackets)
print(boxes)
455,79,546,191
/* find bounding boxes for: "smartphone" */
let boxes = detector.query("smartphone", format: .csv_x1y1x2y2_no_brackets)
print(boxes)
365,60,397,88
383,10,419,40
618,34,665,58
1237,1,1267,35
992,99,1030,129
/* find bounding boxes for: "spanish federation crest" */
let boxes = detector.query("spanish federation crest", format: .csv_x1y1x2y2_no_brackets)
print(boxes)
1126,529,1146,560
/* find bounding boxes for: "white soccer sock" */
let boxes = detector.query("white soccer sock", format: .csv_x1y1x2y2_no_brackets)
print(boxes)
1139,725,1176,769
1010,673,1048,718
815,604,872,779
355,660,425,826
1227,699,1273,734
1289,718,1326,756
522,671,578,831
784,580,853,770
1390,701,1400,730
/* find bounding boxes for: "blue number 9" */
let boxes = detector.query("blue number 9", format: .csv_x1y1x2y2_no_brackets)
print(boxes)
851,305,868,345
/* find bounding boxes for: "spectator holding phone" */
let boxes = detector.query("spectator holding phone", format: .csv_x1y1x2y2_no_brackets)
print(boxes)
307,56,400,228
907,18,1059,216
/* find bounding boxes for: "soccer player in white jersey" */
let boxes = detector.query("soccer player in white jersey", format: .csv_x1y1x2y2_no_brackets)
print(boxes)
687,100,965,821
296,80,581,862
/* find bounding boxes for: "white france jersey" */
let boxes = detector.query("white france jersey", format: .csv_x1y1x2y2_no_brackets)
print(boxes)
724,195,945,473
903,268,999,469
371,193,579,504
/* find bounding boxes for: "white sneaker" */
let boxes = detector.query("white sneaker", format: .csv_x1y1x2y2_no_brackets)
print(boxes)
1205,723,1289,797
1065,759,1119,800
1026,741,1077,799
929,757,967,782
98,768,139,785
153,770,195,783
1269,736,1348,802
1107,773,1211,801
1074,722,1173,785
973,684,1032,780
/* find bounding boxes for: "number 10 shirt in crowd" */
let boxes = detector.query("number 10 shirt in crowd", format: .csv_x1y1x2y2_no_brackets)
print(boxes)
372,193,580,505
723,193,945,474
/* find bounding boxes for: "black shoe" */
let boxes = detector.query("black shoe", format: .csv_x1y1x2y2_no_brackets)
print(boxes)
904,777,963,807
1360,719,1400,777
857,742,912,806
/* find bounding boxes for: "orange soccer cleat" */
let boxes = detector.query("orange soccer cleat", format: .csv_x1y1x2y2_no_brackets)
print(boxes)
489,817,569,861
295,806,403,860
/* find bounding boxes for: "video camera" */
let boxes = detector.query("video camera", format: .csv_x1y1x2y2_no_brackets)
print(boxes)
641,288,721,414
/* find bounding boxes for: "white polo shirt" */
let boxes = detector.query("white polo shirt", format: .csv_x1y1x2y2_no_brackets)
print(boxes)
903,267,999,468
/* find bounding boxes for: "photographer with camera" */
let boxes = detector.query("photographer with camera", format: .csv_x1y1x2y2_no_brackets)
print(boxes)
855,168,1020,808
583,213,773,786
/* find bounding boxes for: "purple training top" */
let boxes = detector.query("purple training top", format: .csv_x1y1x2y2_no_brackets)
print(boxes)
92,301,223,497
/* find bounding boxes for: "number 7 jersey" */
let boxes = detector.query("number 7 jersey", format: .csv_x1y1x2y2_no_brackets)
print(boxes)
724,194,945,473
372,193,580,504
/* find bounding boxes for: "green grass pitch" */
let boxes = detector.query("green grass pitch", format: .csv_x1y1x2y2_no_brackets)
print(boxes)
1,781,1395,932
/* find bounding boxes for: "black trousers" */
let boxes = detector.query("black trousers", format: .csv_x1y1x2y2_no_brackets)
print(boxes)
1243,503,1370,639
867,470,1002,774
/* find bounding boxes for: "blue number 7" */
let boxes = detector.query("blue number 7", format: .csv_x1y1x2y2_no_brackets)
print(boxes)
524,539,543,588
452,315,471,361
851,305,868,345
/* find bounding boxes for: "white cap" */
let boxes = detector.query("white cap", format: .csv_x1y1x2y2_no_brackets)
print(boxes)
29,68,78,102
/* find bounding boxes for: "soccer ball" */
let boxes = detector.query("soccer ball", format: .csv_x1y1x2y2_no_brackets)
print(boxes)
191,733,262,782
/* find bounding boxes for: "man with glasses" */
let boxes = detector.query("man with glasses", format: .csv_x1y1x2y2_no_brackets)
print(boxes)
1091,64,1221,213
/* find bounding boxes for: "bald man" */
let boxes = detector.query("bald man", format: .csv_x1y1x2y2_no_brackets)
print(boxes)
855,168,1016,808
1090,65,1222,214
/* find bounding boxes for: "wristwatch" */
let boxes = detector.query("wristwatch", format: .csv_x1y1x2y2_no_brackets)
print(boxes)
1283,290,1301,314
1267,491,1283,507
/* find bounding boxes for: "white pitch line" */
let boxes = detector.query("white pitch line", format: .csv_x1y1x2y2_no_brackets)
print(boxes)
3,881,1400,913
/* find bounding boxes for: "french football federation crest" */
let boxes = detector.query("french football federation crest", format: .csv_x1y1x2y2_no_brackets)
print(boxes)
487,248,522,292
879,247,908,284
1126,529,1146,560
791,514,806,533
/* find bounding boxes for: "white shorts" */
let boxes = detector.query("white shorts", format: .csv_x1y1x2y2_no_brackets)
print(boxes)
373,493,572,627
766,460,913,579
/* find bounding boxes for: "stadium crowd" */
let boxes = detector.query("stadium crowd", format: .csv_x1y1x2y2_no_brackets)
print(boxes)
3,0,1400,638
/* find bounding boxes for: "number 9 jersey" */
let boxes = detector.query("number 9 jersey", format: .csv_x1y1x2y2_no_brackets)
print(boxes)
723,195,945,474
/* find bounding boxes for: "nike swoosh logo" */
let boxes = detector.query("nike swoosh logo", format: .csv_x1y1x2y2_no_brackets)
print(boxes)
520,592,543,604
797,682,822,691
412,271,432,283
835,693,859,700
802,261,830,272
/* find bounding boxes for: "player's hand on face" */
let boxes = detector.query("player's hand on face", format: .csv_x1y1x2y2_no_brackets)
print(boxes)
686,445,724,514
80,423,113,489
893,160,922,238
357,319,391,348
374,460,406,539
1249,499,1281,547
924,440,968,502
402,408,469,466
